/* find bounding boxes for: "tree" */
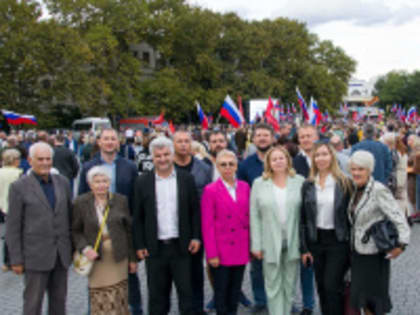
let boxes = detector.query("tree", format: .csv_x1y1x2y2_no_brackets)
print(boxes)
0,0,100,128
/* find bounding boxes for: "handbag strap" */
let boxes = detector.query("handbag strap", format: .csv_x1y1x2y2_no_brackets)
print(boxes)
93,193,112,252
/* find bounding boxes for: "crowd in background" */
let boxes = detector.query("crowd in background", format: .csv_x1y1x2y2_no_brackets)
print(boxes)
0,118,417,315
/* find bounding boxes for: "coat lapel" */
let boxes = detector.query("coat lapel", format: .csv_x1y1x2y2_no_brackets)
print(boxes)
51,175,61,213
350,177,374,221
216,179,236,206
28,173,53,211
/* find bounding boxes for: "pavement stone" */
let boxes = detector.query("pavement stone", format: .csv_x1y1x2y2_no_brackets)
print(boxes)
1,222,420,314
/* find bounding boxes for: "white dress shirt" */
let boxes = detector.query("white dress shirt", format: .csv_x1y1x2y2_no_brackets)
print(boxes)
315,174,336,230
222,179,237,201
155,169,179,240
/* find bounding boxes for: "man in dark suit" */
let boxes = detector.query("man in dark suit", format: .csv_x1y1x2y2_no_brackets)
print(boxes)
133,136,201,315
6,142,73,315
78,128,143,315
53,134,79,188
173,130,212,314
292,124,319,315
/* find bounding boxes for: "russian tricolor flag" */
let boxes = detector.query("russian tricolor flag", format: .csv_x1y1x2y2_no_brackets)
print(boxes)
309,97,322,126
2,110,37,125
407,106,417,122
196,102,209,130
296,87,309,121
220,95,244,128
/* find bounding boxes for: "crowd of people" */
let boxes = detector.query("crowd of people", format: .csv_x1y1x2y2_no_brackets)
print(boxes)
0,118,417,315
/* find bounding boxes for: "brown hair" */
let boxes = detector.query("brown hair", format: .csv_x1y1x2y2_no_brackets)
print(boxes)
396,138,408,155
262,145,296,179
309,142,352,193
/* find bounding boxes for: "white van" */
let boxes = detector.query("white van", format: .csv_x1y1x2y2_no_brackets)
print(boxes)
72,117,111,136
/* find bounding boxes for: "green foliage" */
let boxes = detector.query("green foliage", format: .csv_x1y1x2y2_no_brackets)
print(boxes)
0,0,357,127
374,70,420,108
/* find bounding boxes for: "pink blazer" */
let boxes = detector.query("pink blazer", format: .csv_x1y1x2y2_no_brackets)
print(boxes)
201,179,250,266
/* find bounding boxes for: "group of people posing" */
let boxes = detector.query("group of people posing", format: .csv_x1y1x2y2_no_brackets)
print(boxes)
3,121,412,315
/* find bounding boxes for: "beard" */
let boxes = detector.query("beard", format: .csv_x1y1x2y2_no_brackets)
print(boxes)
257,144,272,153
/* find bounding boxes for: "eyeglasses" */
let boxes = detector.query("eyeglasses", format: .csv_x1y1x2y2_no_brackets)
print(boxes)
219,162,236,168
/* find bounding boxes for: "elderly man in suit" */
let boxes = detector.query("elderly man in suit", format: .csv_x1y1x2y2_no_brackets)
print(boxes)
133,136,201,315
6,141,73,315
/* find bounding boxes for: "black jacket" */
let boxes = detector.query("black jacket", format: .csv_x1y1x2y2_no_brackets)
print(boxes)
53,145,79,181
300,179,352,253
293,153,310,178
132,169,200,257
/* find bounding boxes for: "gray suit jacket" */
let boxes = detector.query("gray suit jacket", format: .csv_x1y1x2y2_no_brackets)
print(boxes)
72,192,136,262
6,173,73,271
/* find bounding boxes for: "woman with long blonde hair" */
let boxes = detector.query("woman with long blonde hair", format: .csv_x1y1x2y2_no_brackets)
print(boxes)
301,142,353,315
250,145,305,314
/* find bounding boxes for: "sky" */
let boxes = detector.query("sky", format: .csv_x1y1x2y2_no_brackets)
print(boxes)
187,0,420,82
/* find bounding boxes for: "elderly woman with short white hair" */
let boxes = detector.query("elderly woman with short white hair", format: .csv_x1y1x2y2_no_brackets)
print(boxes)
72,165,137,315
348,150,410,315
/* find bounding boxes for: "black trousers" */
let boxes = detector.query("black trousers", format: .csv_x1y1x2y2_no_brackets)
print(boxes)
191,245,205,313
210,264,246,315
309,229,350,315
145,240,194,315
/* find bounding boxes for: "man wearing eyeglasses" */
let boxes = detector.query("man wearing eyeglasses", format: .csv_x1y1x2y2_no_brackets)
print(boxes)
237,123,276,313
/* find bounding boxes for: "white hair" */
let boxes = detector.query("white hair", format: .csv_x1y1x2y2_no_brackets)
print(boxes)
216,149,237,164
381,132,396,145
87,165,112,184
350,150,375,174
149,136,174,156
29,142,54,159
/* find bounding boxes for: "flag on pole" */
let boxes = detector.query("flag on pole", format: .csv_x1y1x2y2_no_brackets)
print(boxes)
2,110,38,125
309,97,322,126
220,95,245,128
152,111,165,125
237,95,245,125
264,97,280,132
196,102,209,130
407,106,417,122
296,87,309,121
169,120,175,134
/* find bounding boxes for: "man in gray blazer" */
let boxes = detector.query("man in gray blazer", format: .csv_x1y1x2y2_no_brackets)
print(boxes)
6,141,73,315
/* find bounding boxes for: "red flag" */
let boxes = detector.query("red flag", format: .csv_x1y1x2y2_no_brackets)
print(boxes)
169,120,175,134
237,95,244,125
264,97,280,132
152,111,165,125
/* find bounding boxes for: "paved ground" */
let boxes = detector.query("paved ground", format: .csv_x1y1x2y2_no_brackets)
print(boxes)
1,223,420,315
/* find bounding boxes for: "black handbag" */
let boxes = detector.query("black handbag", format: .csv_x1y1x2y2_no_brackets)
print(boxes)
361,219,399,253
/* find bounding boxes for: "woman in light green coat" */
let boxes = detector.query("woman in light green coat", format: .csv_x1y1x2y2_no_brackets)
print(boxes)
250,146,305,315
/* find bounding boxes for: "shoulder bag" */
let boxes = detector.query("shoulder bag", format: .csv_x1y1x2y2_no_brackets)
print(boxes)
73,195,112,276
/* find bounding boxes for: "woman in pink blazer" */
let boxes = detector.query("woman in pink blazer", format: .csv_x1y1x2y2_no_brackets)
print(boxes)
201,149,250,315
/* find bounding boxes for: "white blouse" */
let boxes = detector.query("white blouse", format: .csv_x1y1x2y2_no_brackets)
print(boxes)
315,174,336,230
274,185,288,241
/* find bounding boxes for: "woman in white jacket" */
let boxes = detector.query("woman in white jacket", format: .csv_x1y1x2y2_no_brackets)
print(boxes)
348,150,410,315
